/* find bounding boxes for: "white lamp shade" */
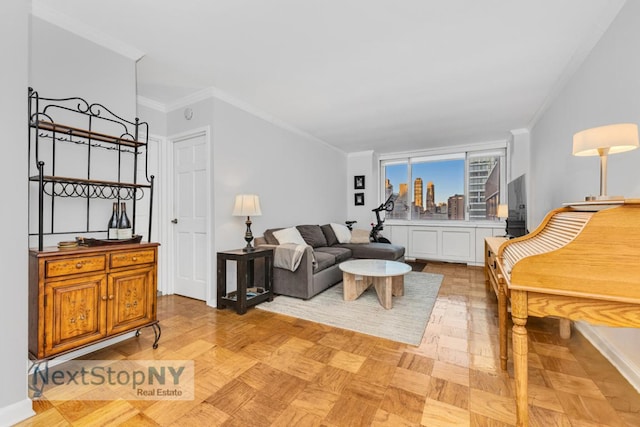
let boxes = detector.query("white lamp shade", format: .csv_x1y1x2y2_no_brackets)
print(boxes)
497,204,508,219
573,123,639,156
232,194,262,216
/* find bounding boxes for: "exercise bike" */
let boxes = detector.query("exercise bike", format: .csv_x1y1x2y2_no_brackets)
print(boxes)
370,194,396,243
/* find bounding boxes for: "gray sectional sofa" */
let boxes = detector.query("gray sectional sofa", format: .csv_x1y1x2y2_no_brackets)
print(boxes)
254,224,405,299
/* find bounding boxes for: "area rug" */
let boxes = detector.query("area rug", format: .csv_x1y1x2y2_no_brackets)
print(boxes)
257,272,443,346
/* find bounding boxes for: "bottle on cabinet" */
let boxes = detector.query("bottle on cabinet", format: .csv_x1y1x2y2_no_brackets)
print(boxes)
117,202,132,239
107,202,119,239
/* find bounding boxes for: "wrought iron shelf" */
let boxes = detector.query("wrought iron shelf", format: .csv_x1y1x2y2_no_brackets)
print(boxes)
28,88,155,251
29,175,151,189
32,120,145,148
28,176,150,200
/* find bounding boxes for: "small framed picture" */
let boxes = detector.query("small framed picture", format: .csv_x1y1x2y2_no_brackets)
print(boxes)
354,192,365,206
354,175,365,190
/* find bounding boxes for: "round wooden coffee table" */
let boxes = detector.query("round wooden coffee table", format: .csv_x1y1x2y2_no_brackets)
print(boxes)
339,259,411,309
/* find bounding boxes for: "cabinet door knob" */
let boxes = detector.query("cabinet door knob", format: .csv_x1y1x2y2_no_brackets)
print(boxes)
109,295,114,300
76,263,83,269
132,257,138,262
102,295,107,301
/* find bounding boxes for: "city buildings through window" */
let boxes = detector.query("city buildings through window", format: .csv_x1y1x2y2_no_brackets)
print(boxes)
381,147,506,222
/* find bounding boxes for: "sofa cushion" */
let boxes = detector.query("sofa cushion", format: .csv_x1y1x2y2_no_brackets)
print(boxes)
314,246,352,263
273,227,306,245
264,228,283,245
331,223,352,243
337,242,405,260
321,224,339,247
350,229,370,244
296,225,328,248
313,251,336,273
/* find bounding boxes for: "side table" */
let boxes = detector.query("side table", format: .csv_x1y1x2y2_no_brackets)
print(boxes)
217,248,274,314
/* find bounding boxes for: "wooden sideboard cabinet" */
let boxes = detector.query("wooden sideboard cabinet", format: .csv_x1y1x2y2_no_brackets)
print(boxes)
29,242,160,360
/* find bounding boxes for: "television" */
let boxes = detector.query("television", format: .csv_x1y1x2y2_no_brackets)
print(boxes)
507,174,527,238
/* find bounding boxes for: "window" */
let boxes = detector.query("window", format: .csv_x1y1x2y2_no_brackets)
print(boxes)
383,161,409,219
381,147,505,221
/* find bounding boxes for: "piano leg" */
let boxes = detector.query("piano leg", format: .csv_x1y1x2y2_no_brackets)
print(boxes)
511,290,529,427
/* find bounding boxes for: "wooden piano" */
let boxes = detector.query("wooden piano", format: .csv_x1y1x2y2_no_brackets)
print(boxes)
495,200,640,426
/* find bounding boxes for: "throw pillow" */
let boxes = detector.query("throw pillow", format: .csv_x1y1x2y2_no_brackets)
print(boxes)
321,224,339,246
273,227,307,246
330,223,351,244
350,229,370,244
296,225,328,248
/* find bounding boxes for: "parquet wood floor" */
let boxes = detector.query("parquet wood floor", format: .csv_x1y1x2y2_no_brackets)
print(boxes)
16,262,640,426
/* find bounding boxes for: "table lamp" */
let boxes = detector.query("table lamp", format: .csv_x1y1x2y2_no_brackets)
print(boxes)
232,194,262,251
573,123,639,201
497,204,509,237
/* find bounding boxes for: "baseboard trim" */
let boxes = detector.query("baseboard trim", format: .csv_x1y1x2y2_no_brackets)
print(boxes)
574,322,640,392
41,332,136,368
0,398,34,427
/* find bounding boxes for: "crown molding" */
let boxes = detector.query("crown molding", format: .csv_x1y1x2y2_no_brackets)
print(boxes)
137,96,168,113
31,2,145,61
347,150,375,158
165,87,216,112
163,87,344,154
510,128,530,136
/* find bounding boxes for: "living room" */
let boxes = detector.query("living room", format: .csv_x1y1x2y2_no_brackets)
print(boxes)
3,1,640,425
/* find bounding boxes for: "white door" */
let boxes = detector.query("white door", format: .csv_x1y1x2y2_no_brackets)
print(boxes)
172,133,208,300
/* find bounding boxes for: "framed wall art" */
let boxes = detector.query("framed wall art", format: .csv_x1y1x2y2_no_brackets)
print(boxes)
354,192,364,206
354,175,365,190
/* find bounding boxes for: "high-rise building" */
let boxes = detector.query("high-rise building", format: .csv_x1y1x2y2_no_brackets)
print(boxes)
469,156,499,220
448,194,465,220
426,181,435,213
399,183,407,197
484,161,500,218
385,178,393,200
414,178,423,209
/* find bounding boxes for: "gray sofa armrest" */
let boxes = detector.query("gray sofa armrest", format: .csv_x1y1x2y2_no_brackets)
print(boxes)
272,245,316,299
255,244,317,299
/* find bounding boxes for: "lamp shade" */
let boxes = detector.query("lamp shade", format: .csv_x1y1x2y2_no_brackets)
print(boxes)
573,123,639,156
497,204,508,219
232,194,262,216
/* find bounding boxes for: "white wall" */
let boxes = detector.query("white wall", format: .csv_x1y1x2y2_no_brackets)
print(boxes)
530,0,640,390
137,102,168,136
508,129,530,183
211,97,347,250
0,1,33,425
30,17,136,119
346,151,378,231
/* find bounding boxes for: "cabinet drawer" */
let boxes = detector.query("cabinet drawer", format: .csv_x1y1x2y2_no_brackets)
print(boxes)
45,255,106,278
110,249,155,268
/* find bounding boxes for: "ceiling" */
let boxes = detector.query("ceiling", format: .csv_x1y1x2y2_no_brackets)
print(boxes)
33,0,626,153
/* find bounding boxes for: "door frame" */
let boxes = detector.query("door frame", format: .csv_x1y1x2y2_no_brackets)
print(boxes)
145,134,169,296
162,126,213,305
